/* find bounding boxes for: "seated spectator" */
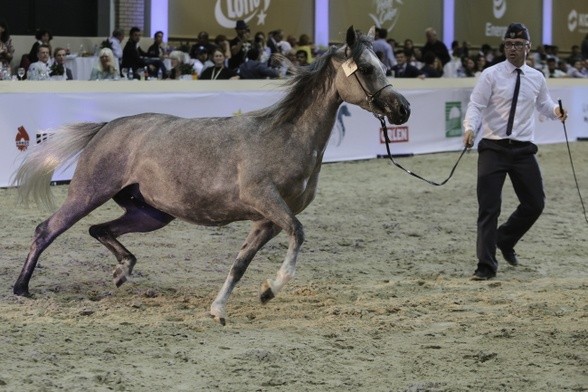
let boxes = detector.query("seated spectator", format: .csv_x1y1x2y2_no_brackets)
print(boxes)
29,28,52,63
190,31,217,59
214,34,231,60
566,45,582,66
567,59,587,78
90,48,120,80
238,47,279,79
229,20,252,70
545,57,567,78
460,56,476,77
295,50,309,66
419,51,443,78
27,44,52,80
147,31,165,59
191,46,213,76
475,55,487,76
50,47,73,80
200,49,239,80
167,50,191,80
0,20,14,68
390,49,420,78
122,26,166,79
296,33,315,63
254,31,271,64
108,29,124,64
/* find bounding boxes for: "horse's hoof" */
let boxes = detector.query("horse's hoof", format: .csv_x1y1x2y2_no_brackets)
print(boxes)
209,313,226,326
259,280,275,304
112,266,128,287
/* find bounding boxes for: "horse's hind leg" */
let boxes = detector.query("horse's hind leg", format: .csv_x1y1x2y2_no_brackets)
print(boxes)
210,220,281,325
14,198,107,296
89,185,174,287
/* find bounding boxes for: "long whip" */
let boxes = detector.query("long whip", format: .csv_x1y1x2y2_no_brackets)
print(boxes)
558,99,588,224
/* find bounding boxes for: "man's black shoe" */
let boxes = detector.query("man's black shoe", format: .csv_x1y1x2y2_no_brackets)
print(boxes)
497,244,519,266
471,269,496,280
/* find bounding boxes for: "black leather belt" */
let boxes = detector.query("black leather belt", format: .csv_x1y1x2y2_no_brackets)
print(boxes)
487,138,532,147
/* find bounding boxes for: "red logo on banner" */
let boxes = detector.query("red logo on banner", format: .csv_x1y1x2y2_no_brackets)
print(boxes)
16,126,30,151
380,126,409,143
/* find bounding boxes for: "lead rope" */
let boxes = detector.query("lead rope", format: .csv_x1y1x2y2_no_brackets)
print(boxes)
377,115,468,186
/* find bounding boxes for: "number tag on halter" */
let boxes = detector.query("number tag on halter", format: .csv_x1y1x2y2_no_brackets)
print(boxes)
342,59,358,77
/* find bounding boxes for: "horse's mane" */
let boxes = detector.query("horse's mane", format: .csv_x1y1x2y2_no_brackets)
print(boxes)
256,31,373,127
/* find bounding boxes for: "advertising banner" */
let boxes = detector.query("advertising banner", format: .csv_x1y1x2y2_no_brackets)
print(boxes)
168,0,315,41
454,0,542,48
329,0,443,45
552,0,588,52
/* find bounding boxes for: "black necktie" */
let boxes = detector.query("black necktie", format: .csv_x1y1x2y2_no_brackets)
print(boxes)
506,68,521,136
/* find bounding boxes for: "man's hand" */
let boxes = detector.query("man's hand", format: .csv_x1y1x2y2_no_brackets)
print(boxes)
555,106,568,122
463,129,475,149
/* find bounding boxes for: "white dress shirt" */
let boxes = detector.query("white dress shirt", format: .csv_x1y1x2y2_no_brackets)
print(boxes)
463,61,559,142
109,36,123,60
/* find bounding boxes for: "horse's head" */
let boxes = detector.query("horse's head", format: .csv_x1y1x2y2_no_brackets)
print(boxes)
334,26,410,125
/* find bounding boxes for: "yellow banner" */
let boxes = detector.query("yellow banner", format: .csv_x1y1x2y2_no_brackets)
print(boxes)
454,0,542,48
552,0,588,51
169,0,314,40
329,0,443,45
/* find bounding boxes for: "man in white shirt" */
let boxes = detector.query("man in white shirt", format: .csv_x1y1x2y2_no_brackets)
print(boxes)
27,44,51,80
108,29,124,64
462,23,566,280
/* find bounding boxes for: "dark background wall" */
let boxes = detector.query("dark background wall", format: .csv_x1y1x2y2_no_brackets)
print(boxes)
0,0,111,36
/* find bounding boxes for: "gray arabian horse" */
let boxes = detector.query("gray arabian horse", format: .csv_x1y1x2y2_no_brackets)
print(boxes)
12,26,410,325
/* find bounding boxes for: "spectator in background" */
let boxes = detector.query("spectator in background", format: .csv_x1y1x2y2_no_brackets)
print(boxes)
108,29,124,64
122,26,166,78
403,38,422,68
296,33,315,63
421,27,450,66
167,50,189,80
50,47,73,80
545,57,567,78
565,45,582,65
90,47,119,80
229,20,252,70
200,48,239,80
238,47,279,79
475,54,488,76
295,50,309,67
190,31,217,59
372,27,396,73
390,49,420,78
567,59,587,78
192,46,213,76
214,34,231,61
27,44,51,80
0,20,14,68
253,31,271,64
147,31,165,59
29,28,52,63
419,51,443,78
461,56,476,77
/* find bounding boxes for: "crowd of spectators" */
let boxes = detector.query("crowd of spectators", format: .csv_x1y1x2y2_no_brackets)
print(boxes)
1,18,587,81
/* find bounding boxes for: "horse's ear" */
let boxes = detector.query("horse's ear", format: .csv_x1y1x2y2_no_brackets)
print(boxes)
346,25,356,47
367,26,376,40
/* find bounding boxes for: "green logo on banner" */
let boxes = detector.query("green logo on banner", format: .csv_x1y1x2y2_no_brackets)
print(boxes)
445,101,462,137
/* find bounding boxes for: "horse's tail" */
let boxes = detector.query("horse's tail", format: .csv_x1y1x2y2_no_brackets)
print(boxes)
12,122,107,210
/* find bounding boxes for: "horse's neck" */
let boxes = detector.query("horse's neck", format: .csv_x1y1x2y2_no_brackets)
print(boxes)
293,84,342,149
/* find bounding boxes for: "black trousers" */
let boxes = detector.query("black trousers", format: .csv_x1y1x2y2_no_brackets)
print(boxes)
476,139,545,273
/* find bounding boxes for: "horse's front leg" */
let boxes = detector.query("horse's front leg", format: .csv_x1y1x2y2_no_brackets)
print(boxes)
210,220,281,325
259,217,304,303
